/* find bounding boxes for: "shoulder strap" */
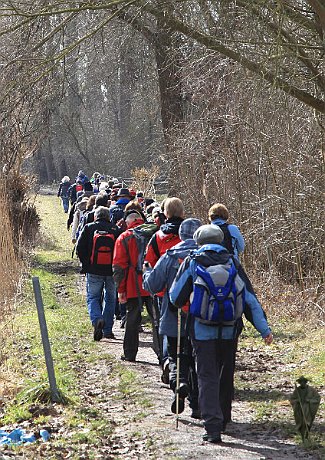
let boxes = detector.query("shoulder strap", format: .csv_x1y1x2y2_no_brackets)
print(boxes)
151,233,160,259
218,223,234,254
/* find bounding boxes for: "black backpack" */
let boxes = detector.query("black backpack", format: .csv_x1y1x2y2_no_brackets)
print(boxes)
218,223,234,254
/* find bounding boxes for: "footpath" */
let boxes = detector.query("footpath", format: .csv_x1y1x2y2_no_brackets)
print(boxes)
0,193,323,460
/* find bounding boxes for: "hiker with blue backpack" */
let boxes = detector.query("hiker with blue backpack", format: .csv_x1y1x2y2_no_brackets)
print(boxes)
76,206,121,341
170,224,273,444
142,218,203,419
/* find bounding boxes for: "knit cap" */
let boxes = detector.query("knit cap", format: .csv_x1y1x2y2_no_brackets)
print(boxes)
179,218,203,241
193,224,224,246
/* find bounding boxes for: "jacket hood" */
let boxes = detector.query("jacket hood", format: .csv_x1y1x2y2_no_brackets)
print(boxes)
160,216,183,235
193,243,230,267
166,239,197,260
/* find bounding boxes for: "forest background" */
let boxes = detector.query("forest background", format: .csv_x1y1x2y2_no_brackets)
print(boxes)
1,0,324,313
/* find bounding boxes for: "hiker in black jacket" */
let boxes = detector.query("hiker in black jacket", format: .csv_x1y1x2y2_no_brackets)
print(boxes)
76,206,121,341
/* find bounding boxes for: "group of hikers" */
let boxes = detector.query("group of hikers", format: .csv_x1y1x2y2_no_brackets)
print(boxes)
58,171,273,444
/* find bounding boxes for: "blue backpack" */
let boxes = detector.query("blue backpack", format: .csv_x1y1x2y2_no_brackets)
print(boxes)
190,260,245,326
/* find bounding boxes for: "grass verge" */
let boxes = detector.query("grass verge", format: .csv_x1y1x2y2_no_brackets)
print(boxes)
0,194,151,458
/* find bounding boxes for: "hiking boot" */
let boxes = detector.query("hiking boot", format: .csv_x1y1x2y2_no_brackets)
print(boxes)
161,361,169,385
203,433,222,444
93,319,104,341
171,383,189,414
190,409,201,419
121,355,136,362
103,332,115,339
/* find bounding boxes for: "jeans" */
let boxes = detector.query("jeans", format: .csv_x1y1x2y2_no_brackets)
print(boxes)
86,273,116,335
61,196,69,213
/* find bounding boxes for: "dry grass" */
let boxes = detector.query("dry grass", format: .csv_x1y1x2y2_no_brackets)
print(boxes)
0,183,20,318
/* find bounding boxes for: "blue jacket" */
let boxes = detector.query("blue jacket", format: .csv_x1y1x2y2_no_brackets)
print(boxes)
211,218,245,260
109,198,130,223
169,244,271,340
142,239,198,337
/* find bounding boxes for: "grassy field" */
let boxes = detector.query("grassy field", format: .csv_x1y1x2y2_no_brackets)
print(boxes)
0,195,151,458
0,194,324,458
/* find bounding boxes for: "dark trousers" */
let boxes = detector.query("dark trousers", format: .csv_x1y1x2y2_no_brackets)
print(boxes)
167,336,199,410
192,338,236,434
123,297,160,361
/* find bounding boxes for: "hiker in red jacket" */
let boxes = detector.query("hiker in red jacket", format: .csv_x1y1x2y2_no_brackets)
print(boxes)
112,211,154,362
144,197,185,380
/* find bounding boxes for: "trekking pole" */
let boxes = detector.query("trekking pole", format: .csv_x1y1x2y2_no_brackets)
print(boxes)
176,307,181,429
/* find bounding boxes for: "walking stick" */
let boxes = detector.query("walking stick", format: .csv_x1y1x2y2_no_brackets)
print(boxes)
176,306,181,429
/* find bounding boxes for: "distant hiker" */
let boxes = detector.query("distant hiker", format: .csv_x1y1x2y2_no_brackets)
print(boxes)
76,206,121,341
144,197,184,379
208,203,244,260
67,179,83,205
144,197,184,268
71,197,91,244
170,224,273,444
83,192,110,227
57,176,71,213
110,188,131,225
112,211,157,362
143,218,203,418
76,170,89,185
136,191,144,206
76,195,97,240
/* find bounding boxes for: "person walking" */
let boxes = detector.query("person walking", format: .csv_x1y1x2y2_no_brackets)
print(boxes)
57,176,71,213
76,206,121,341
143,218,203,418
112,211,154,362
170,224,273,444
208,203,245,260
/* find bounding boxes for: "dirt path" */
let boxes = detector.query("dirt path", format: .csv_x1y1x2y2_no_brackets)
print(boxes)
76,302,320,460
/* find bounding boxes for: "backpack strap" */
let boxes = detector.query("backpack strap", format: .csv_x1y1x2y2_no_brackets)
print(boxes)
218,223,234,254
151,233,160,259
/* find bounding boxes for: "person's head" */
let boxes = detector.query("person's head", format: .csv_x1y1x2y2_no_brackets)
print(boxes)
117,188,131,199
86,195,96,210
125,200,143,214
208,203,229,222
164,197,184,219
94,206,110,222
144,198,155,210
62,176,70,183
146,203,158,217
179,218,202,241
83,181,93,192
124,210,144,228
151,206,166,227
129,189,136,200
95,192,109,208
193,224,224,246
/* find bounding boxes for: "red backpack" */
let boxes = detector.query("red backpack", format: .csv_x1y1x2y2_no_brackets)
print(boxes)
90,231,115,266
